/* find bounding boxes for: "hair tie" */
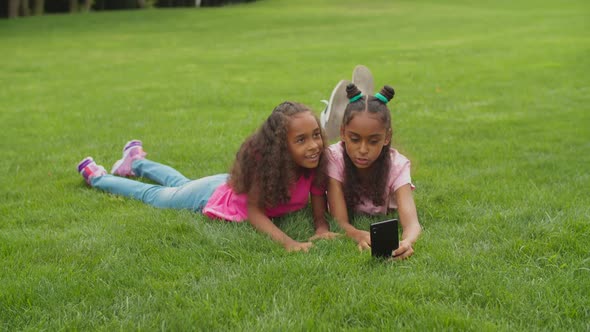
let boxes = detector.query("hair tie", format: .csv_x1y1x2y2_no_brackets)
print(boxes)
374,93,389,104
349,93,363,103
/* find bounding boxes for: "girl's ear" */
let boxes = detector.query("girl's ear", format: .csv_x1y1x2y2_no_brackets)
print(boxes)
340,125,345,141
384,128,392,146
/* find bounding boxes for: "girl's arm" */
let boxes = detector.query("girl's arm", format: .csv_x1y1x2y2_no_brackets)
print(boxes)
392,183,422,260
246,193,312,252
308,194,340,241
327,177,371,250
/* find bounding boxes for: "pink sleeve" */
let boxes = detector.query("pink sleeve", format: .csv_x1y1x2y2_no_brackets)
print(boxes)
390,150,414,192
326,143,345,182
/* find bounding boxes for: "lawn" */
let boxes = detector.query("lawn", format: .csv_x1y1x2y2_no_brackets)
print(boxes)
1,0,589,330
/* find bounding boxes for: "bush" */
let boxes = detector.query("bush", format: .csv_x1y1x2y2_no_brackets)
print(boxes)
155,0,257,7
92,0,143,10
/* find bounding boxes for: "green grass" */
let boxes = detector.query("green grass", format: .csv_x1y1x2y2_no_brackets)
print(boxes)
1,0,589,330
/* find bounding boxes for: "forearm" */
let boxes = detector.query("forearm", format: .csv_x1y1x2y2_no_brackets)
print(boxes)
399,215,421,245
247,205,295,247
327,178,359,235
398,200,421,245
396,184,422,245
327,207,357,235
311,194,330,232
338,219,360,236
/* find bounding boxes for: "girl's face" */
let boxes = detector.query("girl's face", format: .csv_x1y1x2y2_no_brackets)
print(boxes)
341,112,391,170
286,112,324,169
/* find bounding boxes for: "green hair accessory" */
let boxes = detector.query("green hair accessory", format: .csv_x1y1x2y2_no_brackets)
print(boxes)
374,93,389,104
349,93,363,103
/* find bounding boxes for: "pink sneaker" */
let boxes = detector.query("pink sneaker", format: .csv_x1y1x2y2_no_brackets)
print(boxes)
111,139,147,177
77,157,107,185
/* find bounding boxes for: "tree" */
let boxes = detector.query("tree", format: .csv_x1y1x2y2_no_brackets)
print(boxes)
69,0,77,12
20,0,30,16
82,0,91,11
33,0,44,15
8,0,20,18
69,0,91,13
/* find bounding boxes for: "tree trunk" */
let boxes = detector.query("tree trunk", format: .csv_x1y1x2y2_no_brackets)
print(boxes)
69,0,78,12
33,0,44,15
20,0,30,16
137,0,146,8
82,0,92,12
8,0,21,18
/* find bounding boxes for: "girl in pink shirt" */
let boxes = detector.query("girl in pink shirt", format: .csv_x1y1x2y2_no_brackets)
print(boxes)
77,101,338,252
324,82,422,260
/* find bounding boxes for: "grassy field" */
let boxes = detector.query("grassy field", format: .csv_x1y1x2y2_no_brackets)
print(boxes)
1,0,589,330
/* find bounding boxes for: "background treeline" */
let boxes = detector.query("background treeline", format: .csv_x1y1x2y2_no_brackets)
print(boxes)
1,0,256,18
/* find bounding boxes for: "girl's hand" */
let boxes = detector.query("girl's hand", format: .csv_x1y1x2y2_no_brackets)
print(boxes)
284,240,313,252
391,240,414,260
349,229,371,251
308,230,340,241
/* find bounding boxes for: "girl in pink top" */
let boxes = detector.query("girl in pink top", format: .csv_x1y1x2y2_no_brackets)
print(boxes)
77,101,339,252
325,82,422,260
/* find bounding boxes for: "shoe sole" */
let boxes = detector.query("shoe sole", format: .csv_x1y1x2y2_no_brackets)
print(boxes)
111,157,127,176
324,79,350,142
352,64,374,95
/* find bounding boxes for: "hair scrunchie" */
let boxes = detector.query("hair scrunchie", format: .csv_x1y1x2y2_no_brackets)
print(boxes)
349,93,363,103
374,93,389,104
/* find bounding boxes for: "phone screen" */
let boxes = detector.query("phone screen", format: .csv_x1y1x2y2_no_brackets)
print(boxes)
370,219,399,258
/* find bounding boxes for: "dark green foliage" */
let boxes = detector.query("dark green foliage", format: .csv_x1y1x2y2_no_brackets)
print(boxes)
93,0,142,10
154,0,256,7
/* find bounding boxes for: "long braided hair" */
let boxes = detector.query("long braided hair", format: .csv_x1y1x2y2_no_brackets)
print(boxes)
341,83,395,209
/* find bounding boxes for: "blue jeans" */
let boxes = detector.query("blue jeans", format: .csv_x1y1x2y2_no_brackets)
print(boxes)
91,159,228,212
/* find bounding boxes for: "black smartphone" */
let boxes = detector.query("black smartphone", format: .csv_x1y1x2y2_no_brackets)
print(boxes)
370,219,399,258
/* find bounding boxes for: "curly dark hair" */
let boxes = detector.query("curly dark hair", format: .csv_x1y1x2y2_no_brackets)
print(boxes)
341,83,395,210
229,101,328,208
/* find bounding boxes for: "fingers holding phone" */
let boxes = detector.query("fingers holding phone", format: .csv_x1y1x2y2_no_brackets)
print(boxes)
349,229,371,251
391,240,414,260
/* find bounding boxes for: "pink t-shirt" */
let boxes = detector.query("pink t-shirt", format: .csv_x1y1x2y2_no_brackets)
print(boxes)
202,172,324,222
326,142,414,215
